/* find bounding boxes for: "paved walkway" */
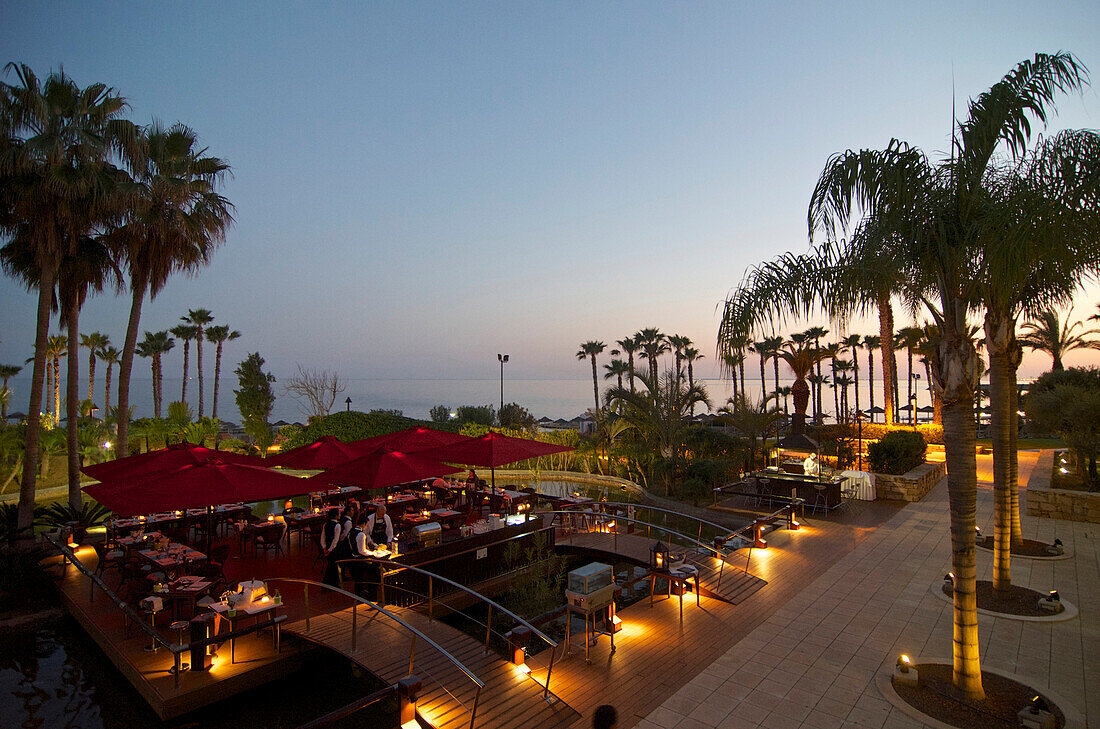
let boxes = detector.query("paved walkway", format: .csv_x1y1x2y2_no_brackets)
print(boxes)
638,476,1098,729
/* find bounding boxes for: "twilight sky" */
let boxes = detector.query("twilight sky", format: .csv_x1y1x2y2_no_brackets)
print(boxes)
2,1,1100,388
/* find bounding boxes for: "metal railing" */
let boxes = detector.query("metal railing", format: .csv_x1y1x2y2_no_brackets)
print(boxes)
338,557,561,700
264,577,486,729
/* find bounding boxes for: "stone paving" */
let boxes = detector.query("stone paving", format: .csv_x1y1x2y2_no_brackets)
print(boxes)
638,474,1098,729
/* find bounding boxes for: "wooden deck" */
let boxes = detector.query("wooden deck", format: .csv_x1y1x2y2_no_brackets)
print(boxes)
283,605,580,729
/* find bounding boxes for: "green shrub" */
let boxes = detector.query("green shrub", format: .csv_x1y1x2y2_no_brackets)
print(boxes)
867,430,926,475
858,422,943,444
456,405,495,426
429,405,450,423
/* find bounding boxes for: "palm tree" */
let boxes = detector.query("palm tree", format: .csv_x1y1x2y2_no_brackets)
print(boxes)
184,308,215,416
751,340,769,401
613,336,641,394
136,331,174,419
43,335,68,422
862,336,880,419
776,385,792,417
842,334,862,416
833,359,854,422
667,334,691,381
895,326,924,413
635,328,669,383
605,370,709,495
111,121,233,462
602,358,629,391
718,395,782,472
99,346,119,418
683,346,704,416
1018,309,1100,371
79,332,110,405
804,327,829,423
776,340,828,435
0,365,21,419
807,52,1089,699
0,63,134,530
576,341,606,412
170,323,199,405
205,324,239,419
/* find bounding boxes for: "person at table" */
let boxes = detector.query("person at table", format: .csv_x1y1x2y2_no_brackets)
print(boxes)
365,503,394,550
320,508,343,585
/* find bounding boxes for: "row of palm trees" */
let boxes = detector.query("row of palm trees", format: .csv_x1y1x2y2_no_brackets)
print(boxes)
576,329,705,412
1,63,234,528
719,53,1100,699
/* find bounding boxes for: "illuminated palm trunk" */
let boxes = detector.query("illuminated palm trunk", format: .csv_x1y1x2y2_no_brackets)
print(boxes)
878,295,897,425
66,307,83,510
791,377,810,434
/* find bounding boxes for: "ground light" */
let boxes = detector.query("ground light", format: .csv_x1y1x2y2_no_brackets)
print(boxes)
1038,590,1061,613
892,653,918,687
398,676,421,728
1018,695,1055,729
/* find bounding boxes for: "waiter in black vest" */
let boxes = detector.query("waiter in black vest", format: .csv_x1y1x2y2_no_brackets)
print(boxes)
320,508,342,585
365,503,394,550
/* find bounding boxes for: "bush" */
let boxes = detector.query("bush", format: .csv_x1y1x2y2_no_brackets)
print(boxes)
456,405,495,426
429,405,450,423
858,422,943,445
867,430,926,475
498,402,536,430
281,410,435,450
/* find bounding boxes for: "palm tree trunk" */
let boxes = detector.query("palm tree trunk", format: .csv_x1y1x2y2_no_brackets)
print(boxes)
1008,360,1022,547
590,355,600,412
181,340,190,404
627,353,635,395
832,377,840,423
687,361,695,417
212,343,223,418
105,364,113,419
987,342,1013,595
196,330,205,417
150,356,159,419
867,350,876,420
934,324,985,701
759,354,767,401
153,355,162,419
66,306,82,510
878,295,897,425
852,346,860,416
88,351,96,403
116,275,147,460
19,271,55,531
738,356,745,400
791,378,810,435
772,357,780,404
53,355,61,423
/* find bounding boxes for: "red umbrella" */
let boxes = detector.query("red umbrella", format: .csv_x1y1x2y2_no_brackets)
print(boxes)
419,431,573,489
350,426,471,455
83,458,313,517
306,449,460,491
267,435,363,469
81,442,264,482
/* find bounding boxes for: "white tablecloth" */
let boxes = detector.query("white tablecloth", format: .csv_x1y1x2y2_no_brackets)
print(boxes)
841,471,876,500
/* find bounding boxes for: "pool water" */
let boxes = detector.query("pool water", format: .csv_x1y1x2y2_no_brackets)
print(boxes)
0,616,395,729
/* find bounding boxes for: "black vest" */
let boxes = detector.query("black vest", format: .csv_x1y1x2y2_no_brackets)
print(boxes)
322,519,338,549
347,526,363,554
370,515,389,544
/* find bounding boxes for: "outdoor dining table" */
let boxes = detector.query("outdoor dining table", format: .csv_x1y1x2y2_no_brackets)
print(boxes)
114,530,162,550
139,543,207,577
430,508,464,529
311,486,362,506
208,589,281,663
840,470,876,500
238,520,284,556
157,575,215,618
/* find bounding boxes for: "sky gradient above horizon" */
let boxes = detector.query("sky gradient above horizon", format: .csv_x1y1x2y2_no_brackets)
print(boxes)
3,2,1100,392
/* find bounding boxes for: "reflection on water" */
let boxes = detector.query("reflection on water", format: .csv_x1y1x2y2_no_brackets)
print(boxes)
0,617,393,728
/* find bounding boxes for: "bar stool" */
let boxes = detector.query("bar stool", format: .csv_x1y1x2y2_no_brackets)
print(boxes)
139,596,164,652
169,620,190,671
811,482,829,515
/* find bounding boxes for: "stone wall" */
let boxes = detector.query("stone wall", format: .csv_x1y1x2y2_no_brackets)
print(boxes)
874,462,945,502
1026,450,1100,523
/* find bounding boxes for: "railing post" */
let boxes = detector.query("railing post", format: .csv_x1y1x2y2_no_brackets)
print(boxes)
351,603,357,652
469,685,482,729
173,651,180,690
485,604,492,654
304,584,311,632
428,577,434,622
543,643,556,699
409,635,416,676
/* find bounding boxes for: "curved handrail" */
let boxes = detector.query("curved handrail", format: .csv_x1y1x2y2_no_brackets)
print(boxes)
264,577,484,689
535,509,742,560
346,558,557,650
588,501,746,540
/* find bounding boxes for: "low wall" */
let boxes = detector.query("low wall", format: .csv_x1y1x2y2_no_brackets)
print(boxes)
874,462,945,502
1026,450,1100,523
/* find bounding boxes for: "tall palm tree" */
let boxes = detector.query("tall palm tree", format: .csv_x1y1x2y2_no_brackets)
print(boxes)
576,341,606,412
0,365,21,419
613,336,640,394
79,332,110,404
718,394,782,472
895,326,925,412
833,359,854,422
667,334,691,381
776,340,828,435
751,340,770,401
980,129,1100,582
111,121,233,461
205,324,239,419
635,328,669,383
1018,309,1100,371
862,335,880,419
136,331,174,419
99,346,119,418
170,323,199,404
602,358,629,391
0,64,134,529
683,346,704,416
804,327,829,423
842,334,862,416
184,308,214,416
808,52,1088,699
44,335,67,422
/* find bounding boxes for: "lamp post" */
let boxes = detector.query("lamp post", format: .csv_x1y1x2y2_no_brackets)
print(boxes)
855,410,865,471
345,397,352,412
497,354,509,416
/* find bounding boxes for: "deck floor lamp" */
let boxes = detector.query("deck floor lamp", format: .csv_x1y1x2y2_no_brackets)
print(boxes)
497,354,509,415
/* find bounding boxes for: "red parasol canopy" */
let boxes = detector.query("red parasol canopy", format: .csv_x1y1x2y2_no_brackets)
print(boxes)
81,442,264,482
267,435,364,469
306,449,460,491
83,458,313,517
350,426,471,455
419,431,572,468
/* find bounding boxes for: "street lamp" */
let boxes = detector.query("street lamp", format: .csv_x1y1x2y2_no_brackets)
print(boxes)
855,411,865,471
497,354,509,415
345,397,352,412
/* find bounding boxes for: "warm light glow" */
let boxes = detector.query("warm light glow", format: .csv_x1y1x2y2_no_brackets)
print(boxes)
267,445,281,452
514,663,531,675
900,654,910,664
313,507,320,514
102,441,112,449
1059,467,1069,474
612,615,622,625
260,595,270,603
401,720,420,729
267,514,275,522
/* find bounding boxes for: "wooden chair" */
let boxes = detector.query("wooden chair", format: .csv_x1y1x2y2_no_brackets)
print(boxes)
255,523,286,559
92,542,126,582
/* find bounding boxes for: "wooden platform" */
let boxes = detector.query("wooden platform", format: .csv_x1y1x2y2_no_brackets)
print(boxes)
283,605,580,729
49,548,309,720
556,531,767,604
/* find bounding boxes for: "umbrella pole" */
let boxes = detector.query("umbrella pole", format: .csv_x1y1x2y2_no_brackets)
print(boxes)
491,466,496,494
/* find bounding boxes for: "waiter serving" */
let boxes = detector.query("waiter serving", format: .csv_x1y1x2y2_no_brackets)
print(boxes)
365,503,395,550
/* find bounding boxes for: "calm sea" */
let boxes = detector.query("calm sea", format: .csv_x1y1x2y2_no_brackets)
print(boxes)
7,375,937,425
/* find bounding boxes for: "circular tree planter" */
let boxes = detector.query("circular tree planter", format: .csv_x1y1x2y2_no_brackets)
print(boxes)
931,580,1078,622
877,659,1084,729
976,536,1072,561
